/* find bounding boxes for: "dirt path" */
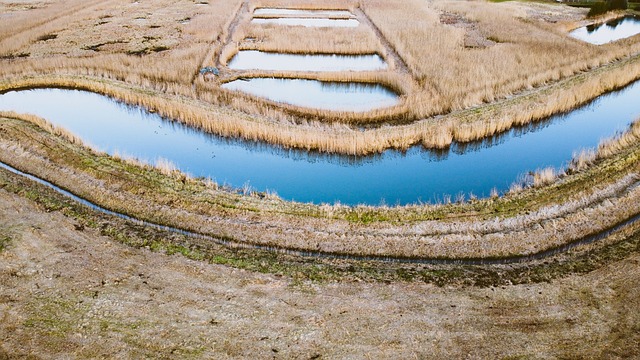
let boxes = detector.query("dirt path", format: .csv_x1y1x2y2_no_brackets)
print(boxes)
1,188,639,358
192,0,248,84
355,7,410,76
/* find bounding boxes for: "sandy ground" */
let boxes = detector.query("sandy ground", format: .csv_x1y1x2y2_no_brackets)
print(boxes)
0,188,639,359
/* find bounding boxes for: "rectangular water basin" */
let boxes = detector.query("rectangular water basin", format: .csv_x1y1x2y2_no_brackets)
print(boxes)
254,8,354,18
251,17,359,28
227,50,387,72
221,77,400,112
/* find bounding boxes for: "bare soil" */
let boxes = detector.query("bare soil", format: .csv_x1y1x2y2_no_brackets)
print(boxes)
1,188,639,358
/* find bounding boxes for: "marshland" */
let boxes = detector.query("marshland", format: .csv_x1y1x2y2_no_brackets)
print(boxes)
1,0,640,357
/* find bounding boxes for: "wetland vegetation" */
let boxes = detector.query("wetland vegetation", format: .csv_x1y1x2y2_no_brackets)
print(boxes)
1,0,640,355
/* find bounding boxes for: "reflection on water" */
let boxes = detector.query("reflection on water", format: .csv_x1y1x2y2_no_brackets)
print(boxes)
227,50,387,72
221,77,400,111
0,80,639,205
570,15,640,45
253,8,354,18
251,17,359,27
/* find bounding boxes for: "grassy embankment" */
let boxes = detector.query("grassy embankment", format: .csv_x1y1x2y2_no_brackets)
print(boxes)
0,112,640,282
0,107,639,261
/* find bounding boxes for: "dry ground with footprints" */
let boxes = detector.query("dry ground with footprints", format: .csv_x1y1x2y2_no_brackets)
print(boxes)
2,0,640,357
1,189,640,358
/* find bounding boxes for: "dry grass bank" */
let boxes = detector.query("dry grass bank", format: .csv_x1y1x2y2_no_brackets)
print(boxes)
223,23,384,59
0,109,639,260
0,0,243,96
2,187,639,357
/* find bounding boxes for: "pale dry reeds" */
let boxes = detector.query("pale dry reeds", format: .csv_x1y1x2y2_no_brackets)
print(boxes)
2,0,640,156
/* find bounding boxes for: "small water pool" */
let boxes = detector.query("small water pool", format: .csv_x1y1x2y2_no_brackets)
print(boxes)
251,17,359,28
221,77,400,111
253,8,354,18
227,50,388,72
570,15,640,45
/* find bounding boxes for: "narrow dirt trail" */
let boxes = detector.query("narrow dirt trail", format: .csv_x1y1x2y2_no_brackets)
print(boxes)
192,0,249,84
354,7,411,76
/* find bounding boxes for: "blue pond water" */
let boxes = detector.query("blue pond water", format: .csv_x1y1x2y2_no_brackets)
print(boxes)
570,15,640,45
222,78,400,111
227,50,388,72
251,17,359,27
0,81,639,205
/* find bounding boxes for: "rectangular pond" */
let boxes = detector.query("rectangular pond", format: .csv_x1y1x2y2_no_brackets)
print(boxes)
227,50,388,72
251,17,359,28
221,77,400,112
253,8,354,18
570,15,640,45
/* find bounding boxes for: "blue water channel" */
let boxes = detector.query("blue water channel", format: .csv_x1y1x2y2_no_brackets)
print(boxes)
0,81,639,205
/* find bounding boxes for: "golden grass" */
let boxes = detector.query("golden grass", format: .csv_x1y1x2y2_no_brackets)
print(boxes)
0,0,244,96
362,0,640,116
224,22,384,59
0,0,107,56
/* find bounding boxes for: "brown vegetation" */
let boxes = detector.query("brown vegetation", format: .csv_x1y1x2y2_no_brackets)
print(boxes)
3,47,639,157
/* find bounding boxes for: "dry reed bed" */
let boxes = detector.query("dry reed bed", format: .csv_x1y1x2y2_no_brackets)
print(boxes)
0,0,111,56
362,0,640,117
0,0,243,96
2,47,640,159
0,110,639,259
208,0,640,126
221,23,385,61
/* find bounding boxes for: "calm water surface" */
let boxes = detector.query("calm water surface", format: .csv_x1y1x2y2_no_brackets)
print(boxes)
251,17,359,27
0,81,639,205
253,8,354,17
227,50,387,72
221,78,400,111
570,15,640,45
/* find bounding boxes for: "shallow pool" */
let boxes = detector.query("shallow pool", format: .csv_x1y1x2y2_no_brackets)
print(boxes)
221,78,400,111
227,50,387,72
251,17,359,28
253,8,354,18
570,15,640,45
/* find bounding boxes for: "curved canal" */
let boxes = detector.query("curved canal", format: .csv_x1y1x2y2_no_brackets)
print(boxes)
0,81,639,205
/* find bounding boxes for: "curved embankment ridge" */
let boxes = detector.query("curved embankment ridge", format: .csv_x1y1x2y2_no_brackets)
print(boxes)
1,158,639,265
0,111,639,260
2,51,640,155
